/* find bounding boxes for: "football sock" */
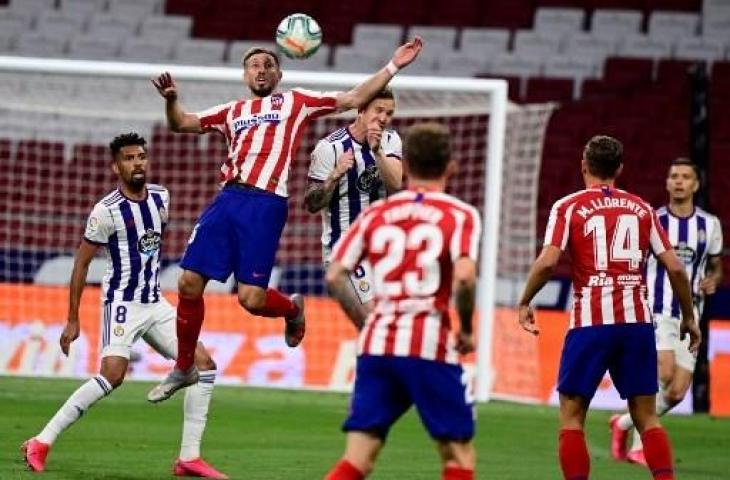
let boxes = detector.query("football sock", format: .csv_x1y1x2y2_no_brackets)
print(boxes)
442,466,474,480
559,428,590,480
175,296,205,372
179,370,216,461
618,389,673,432
630,427,643,452
249,288,298,318
617,412,634,430
36,375,112,445
324,459,365,480
642,427,674,480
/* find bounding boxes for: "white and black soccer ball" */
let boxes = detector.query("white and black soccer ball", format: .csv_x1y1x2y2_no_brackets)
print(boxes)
275,13,322,59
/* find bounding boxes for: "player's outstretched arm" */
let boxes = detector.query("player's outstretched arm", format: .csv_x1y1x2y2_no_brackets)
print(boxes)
304,150,355,213
335,37,423,112
62,240,99,356
453,257,477,354
658,250,702,353
152,72,203,134
517,245,562,335
326,261,368,330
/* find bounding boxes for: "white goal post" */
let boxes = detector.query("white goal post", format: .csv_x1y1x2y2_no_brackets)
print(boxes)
0,55,551,403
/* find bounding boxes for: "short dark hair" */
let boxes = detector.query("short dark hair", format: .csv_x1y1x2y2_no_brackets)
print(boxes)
359,87,395,113
583,135,623,179
669,157,699,178
242,47,281,68
109,132,146,158
404,122,451,180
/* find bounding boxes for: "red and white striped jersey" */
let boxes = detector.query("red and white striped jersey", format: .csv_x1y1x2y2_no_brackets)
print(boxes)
196,88,339,197
544,185,672,329
332,189,481,364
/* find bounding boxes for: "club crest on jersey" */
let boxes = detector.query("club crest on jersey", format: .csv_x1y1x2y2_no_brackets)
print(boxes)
138,229,161,256
698,228,707,243
356,165,382,193
158,206,168,224
232,112,281,133
587,272,614,287
271,93,284,110
86,216,99,234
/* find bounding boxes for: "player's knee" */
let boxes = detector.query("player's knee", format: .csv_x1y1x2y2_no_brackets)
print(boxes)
664,386,687,405
238,289,266,311
438,441,475,470
178,271,204,298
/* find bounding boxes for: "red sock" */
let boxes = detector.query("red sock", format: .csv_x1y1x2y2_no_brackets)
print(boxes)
249,288,298,318
558,428,590,480
443,466,474,480
642,427,675,480
175,296,204,372
325,460,364,480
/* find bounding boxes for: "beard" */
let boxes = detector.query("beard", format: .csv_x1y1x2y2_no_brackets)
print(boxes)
127,174,146,192
250,83,274,98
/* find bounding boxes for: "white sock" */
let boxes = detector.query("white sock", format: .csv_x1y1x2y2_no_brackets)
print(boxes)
617,412,634,430
36,375,112,445
630,427,643,452
656,391,673,416
179,369,216,461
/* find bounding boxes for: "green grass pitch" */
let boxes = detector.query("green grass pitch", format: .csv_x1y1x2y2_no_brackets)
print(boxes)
1,376,728,479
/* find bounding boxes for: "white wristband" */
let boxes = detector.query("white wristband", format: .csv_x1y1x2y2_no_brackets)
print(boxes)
385,60,399,76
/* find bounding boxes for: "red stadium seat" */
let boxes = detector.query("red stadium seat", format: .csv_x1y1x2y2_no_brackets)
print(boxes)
603,57,654,90
525,78,574,103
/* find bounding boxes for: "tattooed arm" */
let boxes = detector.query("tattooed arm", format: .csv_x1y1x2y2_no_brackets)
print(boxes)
304,149,355,214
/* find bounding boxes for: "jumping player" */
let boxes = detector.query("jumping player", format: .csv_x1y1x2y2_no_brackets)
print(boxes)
517,136,701,480
324,122,481,480
149,38,423,401
22,133,227,479
610,158,724,465
305,87,402,309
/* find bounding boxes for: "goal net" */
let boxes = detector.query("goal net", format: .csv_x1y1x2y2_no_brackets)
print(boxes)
0,57,554,401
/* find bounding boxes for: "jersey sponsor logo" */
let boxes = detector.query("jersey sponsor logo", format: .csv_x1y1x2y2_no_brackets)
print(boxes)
675,242,696,264
137,229,161,256
356,165,382,193
587,272,614,287
617,274,642,286
232,112,282,133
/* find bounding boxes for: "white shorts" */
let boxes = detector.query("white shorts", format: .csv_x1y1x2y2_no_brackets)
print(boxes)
654,313,698,372
324,259,373,305
101,298,178,360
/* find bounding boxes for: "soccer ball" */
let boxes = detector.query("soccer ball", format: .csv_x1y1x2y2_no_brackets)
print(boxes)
275,13,322,59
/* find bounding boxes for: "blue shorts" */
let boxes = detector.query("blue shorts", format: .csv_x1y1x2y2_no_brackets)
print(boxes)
343,355,475,441
180,185,288,287
558,323,658,400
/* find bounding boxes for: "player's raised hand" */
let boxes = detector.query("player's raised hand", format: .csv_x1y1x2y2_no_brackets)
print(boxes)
333,149,355,178
518,305,539,335
152,72,178,100
680,316,702,354
366,120,383,152
59,321,80,356
392,36,423,69
456,331,475,355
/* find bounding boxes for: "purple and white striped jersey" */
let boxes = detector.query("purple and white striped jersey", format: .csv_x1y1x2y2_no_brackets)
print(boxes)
83,184,169,304
308,126,402,260
645,205,723,318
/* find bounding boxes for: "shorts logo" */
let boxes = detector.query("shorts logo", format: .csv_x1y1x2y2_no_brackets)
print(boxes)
359,280,370,293
113,325,124,337
138,229,162,256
